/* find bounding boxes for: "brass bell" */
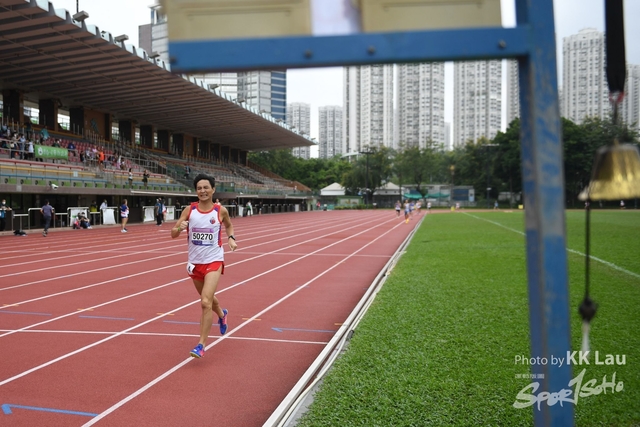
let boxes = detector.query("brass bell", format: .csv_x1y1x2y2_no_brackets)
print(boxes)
578,141,640,201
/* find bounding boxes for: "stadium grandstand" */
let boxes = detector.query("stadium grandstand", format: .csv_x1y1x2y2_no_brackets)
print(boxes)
0,0,314,231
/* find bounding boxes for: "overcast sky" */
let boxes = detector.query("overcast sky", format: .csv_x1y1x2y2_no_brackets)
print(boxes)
52,0,640,148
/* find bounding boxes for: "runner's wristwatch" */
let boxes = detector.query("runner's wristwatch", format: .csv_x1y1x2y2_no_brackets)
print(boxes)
228,235,236,240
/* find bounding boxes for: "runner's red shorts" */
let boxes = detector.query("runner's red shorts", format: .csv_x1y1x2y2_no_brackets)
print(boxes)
187,261,224,281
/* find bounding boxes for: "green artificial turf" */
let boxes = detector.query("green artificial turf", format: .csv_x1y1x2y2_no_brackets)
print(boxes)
297,210,640,427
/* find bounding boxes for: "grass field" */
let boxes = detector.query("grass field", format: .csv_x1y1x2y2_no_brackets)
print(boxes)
297,210,640,427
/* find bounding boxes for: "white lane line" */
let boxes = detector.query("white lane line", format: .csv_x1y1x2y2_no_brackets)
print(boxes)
0,276,188,340
0,214,374,292
0,215,403,385
463,212,640,280
0,252,182,292
82,217,408,426
0,329,328,345
0,215,389,318
0,248,184,279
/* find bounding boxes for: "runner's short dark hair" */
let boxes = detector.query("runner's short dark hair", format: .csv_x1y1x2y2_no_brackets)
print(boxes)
193,174,215,189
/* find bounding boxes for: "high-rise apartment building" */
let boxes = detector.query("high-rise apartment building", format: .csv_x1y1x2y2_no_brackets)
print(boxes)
561,28,609,123
506,60,520,126
287,103,311,159
142,6,285,122
444,122,452,151
319,106,343,159
396,63,445,149
621,64,640,132
453,60,502,147
343,65,393,155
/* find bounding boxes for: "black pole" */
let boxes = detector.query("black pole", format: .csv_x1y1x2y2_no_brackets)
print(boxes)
360,150,374,206
365,154,369,206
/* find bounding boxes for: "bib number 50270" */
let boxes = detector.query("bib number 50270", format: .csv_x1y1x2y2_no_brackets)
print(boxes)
192,232,213,241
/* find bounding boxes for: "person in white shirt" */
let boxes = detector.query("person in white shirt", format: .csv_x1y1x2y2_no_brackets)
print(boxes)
172,174,237,359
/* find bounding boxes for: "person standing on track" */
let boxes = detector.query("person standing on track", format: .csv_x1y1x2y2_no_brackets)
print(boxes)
120,199,129,233
40,200,54,237
172,174,237,359
0,199,12,232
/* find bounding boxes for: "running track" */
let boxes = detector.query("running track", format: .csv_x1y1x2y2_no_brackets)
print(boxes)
0,210,420,426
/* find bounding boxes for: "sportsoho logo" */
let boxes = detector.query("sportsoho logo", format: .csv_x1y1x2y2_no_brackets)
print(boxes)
512,351,626,410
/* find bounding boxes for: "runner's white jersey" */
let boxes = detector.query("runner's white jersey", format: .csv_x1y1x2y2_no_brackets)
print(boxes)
187,202,224,264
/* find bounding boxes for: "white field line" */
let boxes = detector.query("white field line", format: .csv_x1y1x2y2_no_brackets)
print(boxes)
0,329,328,345
0,214,341,265
1,215,403,387
463,212,640,280
0,214,377,293
82,218,407,426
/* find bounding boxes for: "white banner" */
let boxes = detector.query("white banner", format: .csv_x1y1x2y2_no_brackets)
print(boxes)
166,206,175,220
103,208,116,225
143,206,155,222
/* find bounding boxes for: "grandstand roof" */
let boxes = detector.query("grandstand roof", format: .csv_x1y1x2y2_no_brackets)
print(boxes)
0,0,314,151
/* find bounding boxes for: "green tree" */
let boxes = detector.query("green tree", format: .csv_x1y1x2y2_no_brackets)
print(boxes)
341,146,393,200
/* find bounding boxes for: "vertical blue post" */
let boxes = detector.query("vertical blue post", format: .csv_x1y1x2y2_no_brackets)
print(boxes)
516,0,574,425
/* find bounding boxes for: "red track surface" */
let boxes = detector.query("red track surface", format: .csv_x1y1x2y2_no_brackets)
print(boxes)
0,210,420,426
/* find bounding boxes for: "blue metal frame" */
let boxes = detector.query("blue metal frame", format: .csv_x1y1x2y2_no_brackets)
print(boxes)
170,1,573,425
169,27,529,72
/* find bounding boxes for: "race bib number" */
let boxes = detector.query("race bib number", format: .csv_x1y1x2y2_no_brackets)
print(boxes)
191,227,216,246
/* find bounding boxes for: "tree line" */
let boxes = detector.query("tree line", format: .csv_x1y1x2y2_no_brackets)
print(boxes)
248,117,639,206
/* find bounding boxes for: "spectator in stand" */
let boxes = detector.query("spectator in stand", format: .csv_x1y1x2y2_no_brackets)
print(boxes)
99,199,108,211
8,137,16,159
128,168,133,188
175,200,182,216
40,200,54,237
0,199,12,232
18,134,25,160
67,141,76,157
143,170,150,189
98,148,105,170
26,139,34,160
184,165,191,179
90,201,98,213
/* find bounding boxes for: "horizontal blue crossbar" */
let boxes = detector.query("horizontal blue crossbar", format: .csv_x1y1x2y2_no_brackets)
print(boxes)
169,26,530,73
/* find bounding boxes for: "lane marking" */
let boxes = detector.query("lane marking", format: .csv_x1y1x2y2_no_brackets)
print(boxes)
0,214,379,294
162,320,199,325
0,214,402,387
2,403,97,417
0,311,51,316
463,212,640,280
272,327,336,333
0,329,329,345
83,216,409,426
78,315,135,321
242,318,261,321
